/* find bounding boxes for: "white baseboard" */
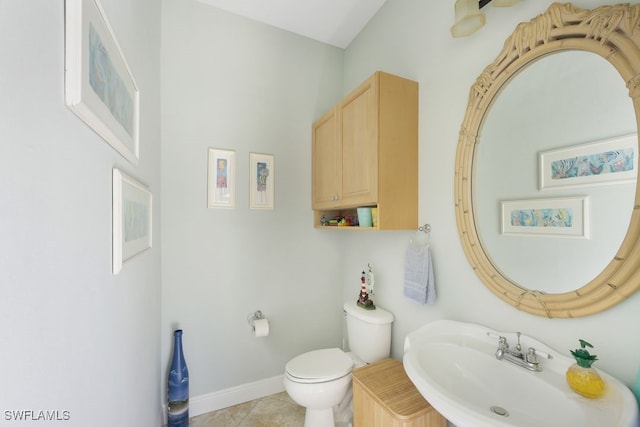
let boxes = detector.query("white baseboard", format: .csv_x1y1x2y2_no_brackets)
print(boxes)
189,375,286,418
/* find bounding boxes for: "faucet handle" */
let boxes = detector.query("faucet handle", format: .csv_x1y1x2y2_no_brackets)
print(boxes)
487,332,508,346
486,332,507,345
526,347,553,364
487,332,509,359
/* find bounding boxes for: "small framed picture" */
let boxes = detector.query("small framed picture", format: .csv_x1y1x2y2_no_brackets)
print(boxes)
65,0,140,165
539,134,637,190
501,196,589,238
249,153,274,210
112,169,152,274
207,148,236,209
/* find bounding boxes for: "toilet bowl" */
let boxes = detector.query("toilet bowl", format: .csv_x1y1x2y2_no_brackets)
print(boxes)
284,301,394,427
284,348,354,427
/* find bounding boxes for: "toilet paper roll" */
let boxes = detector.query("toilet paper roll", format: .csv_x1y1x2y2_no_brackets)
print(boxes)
251,318,269,337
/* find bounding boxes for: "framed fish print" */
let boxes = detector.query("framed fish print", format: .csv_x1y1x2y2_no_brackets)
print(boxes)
65,0,140,165
539,135,637,190
112,169,152,274
501,197,589,238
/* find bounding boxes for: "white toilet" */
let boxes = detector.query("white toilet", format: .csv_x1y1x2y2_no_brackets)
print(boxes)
284,300,394,427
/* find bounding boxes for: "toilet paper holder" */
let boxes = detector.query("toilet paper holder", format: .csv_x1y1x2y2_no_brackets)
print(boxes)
247,310,269,337
247,310,264,324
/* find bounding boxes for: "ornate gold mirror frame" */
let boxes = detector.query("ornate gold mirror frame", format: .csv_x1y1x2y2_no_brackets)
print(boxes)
455,3,640,318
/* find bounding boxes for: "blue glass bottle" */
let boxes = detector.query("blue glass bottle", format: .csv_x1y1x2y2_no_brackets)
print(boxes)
168,329,189,427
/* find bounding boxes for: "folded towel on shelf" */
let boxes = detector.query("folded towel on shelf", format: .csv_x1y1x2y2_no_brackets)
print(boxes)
403,242,436,305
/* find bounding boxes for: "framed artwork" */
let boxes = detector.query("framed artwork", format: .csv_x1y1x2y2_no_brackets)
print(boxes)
112,169,152,274
249,153,274,210
501,197,589,238
65,0,140,165
539,134,637,190
207,148,236,209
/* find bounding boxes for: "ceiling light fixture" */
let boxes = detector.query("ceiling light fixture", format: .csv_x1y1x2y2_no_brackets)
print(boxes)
450,0,519,38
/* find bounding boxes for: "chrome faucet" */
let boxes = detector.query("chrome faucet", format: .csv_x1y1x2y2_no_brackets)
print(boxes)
487,332,552,372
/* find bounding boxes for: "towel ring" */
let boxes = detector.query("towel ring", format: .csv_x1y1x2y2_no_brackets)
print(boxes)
418,224,431,234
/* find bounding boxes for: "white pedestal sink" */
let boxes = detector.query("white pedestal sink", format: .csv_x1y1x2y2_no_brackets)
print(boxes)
403,320,639,427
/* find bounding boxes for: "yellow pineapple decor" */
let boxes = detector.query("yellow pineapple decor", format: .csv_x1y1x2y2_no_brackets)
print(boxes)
566,339,605,398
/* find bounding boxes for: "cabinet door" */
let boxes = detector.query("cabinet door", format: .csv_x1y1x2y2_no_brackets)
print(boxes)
340,78,378,206
312,109,341,209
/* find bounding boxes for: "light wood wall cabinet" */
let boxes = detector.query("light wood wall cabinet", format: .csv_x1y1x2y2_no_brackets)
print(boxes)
312,71,418,230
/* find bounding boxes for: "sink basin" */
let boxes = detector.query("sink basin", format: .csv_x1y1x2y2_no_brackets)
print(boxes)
403,320,639,427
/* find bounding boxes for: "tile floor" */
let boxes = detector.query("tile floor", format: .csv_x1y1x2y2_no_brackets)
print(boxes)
189,392,306,427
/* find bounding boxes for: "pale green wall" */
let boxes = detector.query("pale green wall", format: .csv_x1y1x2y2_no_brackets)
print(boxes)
160,0,346,397
8,1,637,424
342,0,640,387
0,0,162,425
160,0,640,413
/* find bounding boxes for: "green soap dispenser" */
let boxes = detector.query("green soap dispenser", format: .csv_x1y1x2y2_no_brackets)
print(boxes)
566,339,605,398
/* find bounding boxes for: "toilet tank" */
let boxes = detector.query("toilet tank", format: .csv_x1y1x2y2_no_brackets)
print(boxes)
344,301,394,364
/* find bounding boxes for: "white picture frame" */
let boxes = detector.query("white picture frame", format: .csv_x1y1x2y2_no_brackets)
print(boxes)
207,148,236,209
249,153,274,210
539,134,637,190
501,197,589,238
113,169,152,274
65,0,140,165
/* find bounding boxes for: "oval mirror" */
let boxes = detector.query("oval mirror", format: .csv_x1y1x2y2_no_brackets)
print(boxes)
455,3,640,318
476,51,636,294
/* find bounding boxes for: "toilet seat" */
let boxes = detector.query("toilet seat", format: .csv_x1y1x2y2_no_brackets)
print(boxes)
285,348,354,384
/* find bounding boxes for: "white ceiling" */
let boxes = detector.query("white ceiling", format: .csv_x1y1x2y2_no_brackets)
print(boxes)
195,0,387,49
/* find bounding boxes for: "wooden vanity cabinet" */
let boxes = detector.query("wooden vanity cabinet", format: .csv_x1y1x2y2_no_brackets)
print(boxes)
352,358,446,427
311,71,418,230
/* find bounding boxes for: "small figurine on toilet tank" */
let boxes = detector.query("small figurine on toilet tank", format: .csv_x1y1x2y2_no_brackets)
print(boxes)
357,270,376,310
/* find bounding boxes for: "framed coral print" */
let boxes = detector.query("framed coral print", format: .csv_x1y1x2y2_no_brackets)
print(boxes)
501,197,588,238
65,0,140,166
113,169,152,275
207,148,236,209
249,153,274,210
539,135,637,190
